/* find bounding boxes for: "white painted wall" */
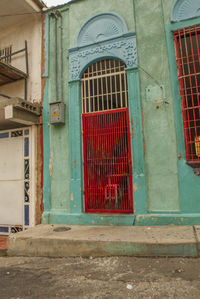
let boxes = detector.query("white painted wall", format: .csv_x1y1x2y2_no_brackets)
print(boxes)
0,12,42,229
0,15,42,103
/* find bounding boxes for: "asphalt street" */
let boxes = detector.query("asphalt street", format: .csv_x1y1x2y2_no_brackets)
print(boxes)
0,256,200,299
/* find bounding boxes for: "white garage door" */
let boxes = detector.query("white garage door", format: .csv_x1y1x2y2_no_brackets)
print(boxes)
0,136,24,225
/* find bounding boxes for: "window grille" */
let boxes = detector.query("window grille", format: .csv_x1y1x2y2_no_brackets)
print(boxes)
81,59,128,113
174,25,200,164
0,46,12,64
82,59,133,213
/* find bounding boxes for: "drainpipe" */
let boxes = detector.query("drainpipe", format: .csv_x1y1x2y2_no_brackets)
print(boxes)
49,10,65,125
56,10,63,102
50,12,58,101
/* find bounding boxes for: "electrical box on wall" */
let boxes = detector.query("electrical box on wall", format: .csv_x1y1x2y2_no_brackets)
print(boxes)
50,101,65,124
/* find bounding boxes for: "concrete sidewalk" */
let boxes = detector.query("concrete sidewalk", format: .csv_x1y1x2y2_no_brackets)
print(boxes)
7,224,200,257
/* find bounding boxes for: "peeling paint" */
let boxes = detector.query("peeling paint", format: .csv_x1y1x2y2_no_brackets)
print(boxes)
74,160,77,168
141,112,146,153
152,218,158,222
49,151,53,178
131,129,136,138
133,182,138,192
70,193,74,201
131,117,134,127
177,153,182,160
155,99,164,104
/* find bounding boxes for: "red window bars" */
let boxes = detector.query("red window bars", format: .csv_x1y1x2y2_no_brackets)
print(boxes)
174,25,200,166
82,109,133,213
81,59,133,213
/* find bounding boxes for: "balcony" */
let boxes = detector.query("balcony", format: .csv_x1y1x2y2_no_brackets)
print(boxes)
0,42,28,98
0,0,45,129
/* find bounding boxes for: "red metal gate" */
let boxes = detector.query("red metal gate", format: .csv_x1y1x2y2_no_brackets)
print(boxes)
174,25,200,164
82,108,133,213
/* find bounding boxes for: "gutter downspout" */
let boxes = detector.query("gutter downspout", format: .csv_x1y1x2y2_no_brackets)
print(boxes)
56,10,63,102
50,10,63,103
50,12,58,101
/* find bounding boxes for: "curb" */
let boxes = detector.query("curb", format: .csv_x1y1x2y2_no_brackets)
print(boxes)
6,225,200,258
7,238,198,258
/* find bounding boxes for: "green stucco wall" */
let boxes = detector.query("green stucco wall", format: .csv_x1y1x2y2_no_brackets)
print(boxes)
42,0,200,226
134,0,179,212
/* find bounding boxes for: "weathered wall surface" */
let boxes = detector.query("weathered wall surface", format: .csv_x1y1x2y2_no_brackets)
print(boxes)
68,0,135,48
0,13,43,227
0,15,42,102
43,0,200,226
134,0,179,212
45,0,136,215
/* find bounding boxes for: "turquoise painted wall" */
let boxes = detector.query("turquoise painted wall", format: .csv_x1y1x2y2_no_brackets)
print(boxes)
48,8,70,212
134,0,179,212
42,0,200,226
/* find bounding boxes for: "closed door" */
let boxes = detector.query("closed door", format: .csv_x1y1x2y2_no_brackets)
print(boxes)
0,136,24,225
82,59,133,213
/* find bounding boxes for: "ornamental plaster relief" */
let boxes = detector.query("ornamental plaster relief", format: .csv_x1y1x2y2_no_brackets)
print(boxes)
171,0,200,22
69,13,137,80
77,13,128,47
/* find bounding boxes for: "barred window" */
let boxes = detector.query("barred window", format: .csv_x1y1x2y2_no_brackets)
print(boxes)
174,25,200,165
81,59,128,113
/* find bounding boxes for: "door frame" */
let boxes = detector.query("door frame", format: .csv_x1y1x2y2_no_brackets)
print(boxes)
68,66,146,216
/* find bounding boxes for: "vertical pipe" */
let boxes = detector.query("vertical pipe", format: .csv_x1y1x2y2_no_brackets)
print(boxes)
25,40,29,75
50,13,57,101
25,40,29,100
57,11,63,102
24,79,28,101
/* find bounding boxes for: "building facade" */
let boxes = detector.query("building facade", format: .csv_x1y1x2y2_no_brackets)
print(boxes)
42,0,200,226
0,0,45,234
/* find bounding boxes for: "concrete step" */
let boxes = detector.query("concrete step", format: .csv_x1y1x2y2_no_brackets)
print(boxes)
7,224,200,258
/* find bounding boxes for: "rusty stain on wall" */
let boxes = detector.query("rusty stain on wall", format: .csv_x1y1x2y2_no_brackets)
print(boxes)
49,150,53,178
133,182,138,192
152,217,158,223
36,124,43,225
35,15,46,226
141,112,146,153
131,129,136,138
177,153,182,160
131,116,134,127
70,193,74,201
